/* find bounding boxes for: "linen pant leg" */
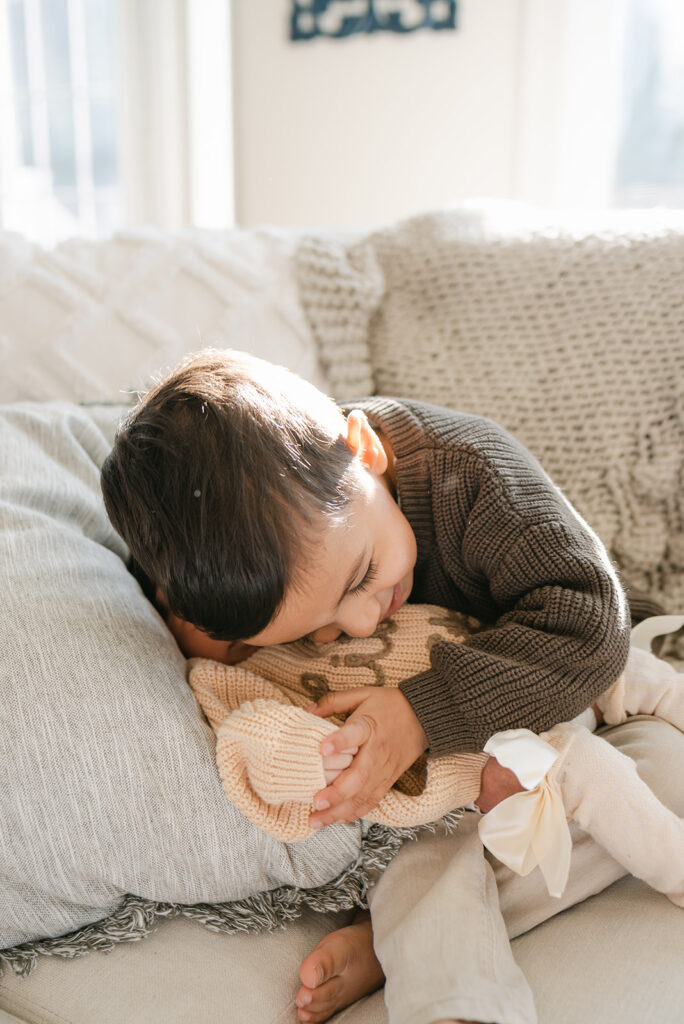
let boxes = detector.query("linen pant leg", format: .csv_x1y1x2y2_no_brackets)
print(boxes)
368,812,537,1024
367,716,684,1024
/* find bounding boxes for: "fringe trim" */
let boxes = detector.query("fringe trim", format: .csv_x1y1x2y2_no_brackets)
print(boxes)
0,811,463,977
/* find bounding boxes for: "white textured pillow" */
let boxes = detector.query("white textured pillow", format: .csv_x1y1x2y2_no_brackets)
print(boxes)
0,226,327,405
0,401,362,950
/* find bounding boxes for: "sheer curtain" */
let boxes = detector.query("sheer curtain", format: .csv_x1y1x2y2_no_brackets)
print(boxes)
0,0,234,244
615,0,684,208
515,0,684,209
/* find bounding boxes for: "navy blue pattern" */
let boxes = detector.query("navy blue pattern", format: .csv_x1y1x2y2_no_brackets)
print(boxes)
291,1,457,41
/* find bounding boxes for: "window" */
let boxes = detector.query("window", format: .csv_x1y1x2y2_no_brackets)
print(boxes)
0,0,121,243
615,0,684,207
516,0,684,209
0,0,234,244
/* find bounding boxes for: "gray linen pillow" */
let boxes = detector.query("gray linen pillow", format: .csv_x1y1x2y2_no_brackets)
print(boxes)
0,401,373,956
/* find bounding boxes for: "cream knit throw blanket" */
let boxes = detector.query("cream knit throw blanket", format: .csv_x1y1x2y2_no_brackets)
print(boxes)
296,203,684,617
188,604,487,841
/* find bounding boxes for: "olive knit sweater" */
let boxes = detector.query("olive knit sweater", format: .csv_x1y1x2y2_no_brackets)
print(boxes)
351,397,631,755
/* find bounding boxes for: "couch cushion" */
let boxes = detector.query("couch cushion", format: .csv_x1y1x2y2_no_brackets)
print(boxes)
0,909,387,1024
0,876,682,1024
0,401,367,951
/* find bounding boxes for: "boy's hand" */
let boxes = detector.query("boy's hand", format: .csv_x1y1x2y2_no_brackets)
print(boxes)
307,687,428,829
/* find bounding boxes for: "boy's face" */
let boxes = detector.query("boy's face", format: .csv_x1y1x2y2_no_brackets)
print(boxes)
246,413,417,647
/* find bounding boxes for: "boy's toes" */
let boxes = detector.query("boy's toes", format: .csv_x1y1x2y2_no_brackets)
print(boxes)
295,976,344,1022
299,941,338,991
296,915,384,1022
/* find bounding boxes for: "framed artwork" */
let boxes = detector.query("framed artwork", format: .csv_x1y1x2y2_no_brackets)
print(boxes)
291,1,458,41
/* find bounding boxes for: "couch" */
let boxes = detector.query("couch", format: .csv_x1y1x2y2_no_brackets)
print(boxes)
1,203,683,1023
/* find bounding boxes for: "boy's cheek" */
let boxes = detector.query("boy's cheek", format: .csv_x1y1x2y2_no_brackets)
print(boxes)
223,641,258,664
165,612,255,664
309,625,343,643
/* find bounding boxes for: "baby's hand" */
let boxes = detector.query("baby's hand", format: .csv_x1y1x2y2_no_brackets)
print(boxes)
307,687,428,829
322,746,359,785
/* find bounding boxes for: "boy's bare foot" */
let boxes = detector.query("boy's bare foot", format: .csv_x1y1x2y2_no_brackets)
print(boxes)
294,911,480,1024
295,910,384,1022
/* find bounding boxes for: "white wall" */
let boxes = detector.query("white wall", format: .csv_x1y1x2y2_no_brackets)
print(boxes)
231,0,524,228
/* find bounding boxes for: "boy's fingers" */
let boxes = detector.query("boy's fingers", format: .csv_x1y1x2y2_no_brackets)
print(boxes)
320,716,373,757
310,791,378,829
309,687,374,719
311,756,383,824
312,761,368,810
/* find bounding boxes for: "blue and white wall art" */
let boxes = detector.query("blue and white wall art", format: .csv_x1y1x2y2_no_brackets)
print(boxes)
291,1,458,41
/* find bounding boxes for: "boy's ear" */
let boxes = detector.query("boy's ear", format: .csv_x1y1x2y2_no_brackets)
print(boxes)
344,410,388,476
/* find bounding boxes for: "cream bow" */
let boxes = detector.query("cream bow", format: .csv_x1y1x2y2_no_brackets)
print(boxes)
477,729,571,898
630,614,684,652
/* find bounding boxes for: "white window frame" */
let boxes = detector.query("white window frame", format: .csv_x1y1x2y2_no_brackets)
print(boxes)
186,0,234,229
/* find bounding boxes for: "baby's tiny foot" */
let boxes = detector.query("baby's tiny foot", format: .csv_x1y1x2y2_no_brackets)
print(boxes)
295,910,384,1022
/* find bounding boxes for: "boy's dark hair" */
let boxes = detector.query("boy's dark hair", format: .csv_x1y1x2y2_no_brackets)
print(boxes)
101,350,360,641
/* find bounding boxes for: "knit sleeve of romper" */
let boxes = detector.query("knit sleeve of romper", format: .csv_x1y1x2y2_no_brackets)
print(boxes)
350,397,632,756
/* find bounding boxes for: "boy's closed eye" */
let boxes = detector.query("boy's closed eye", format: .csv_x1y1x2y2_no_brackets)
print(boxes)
304,559,379,644
348,558,378,596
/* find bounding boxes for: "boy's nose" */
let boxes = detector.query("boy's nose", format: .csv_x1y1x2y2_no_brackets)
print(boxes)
340,603,382,638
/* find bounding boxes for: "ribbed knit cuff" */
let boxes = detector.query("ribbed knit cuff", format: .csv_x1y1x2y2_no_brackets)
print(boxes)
221,702,335,805
400,669,483,756
366,750,487,827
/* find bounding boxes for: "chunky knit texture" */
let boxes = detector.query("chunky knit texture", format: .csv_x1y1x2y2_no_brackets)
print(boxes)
296,204,684,618
347,396,631,754
188,604,487,841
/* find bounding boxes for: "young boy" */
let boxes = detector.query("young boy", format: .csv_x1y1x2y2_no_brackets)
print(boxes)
102,348,641,1024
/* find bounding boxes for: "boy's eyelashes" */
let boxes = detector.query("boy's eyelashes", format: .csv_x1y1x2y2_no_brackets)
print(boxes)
348,558,379,596
302,559,380,641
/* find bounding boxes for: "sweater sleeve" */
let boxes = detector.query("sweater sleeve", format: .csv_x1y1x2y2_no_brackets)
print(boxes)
399,433,631,755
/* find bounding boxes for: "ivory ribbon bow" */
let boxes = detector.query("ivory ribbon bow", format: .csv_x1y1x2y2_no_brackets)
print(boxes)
477,729,571,899
630,614,684,652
